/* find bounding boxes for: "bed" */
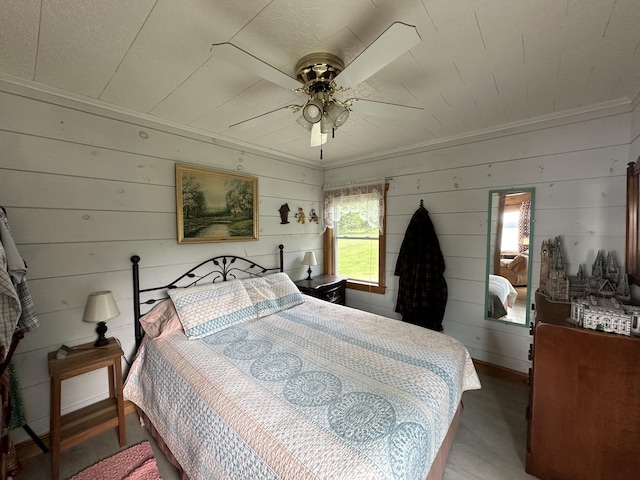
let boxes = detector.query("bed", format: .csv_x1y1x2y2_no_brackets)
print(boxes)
124,246,481,480
487,274,518,319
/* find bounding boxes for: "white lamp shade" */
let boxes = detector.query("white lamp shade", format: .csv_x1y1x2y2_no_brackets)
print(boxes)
302,251,318,266
83,291,120,324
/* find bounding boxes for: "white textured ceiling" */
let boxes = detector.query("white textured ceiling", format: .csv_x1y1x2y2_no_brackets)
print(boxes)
1,0,639,164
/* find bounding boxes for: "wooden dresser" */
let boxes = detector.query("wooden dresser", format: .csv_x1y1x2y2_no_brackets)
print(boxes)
527,291,640,480
294,274,346,306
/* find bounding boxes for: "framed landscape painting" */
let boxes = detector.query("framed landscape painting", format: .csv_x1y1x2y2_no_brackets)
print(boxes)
176,163,258,243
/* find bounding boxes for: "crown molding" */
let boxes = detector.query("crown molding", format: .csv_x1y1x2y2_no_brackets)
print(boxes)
1,72,634,171
0,73,320,169
322,97,633,168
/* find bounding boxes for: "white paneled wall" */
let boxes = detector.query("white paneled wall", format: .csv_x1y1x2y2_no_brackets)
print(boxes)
325,108,633,374
0,86,323,443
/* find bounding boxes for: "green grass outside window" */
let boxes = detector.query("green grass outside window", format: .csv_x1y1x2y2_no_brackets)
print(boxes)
336,238,379,282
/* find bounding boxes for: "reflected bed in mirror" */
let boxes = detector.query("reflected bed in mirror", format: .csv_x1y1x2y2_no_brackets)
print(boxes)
485,188,535,325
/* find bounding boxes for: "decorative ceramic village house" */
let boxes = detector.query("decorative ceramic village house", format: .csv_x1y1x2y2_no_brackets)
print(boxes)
538,236,640,336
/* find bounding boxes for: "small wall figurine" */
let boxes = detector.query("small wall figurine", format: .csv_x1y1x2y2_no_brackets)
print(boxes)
295,207,306,224
309,208,319,224
279,203,290,224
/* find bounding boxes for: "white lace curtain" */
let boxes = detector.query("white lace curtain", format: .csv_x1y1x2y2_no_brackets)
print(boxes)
322,180,385,233
518,200,531,254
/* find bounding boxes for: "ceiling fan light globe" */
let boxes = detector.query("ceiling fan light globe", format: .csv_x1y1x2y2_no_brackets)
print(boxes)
320,114,333,134
296,115,313,131
333,109,349,127
326,102,350,128
302,100,323,123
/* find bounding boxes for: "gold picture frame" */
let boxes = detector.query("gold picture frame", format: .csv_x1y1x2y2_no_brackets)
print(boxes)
176,163,258,243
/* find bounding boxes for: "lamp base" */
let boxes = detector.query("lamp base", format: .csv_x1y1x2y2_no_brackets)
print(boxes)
306,266,313,281
94,321,109,347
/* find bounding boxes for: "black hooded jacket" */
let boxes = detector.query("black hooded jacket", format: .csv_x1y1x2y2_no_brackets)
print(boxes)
394,206,448,331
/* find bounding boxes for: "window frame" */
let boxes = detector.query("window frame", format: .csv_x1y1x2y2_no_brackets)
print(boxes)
323,183,388,294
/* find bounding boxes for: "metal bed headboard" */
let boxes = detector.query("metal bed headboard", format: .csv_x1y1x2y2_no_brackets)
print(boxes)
131,244,284,348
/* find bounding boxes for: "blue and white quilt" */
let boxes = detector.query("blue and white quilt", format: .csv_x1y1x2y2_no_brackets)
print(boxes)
124,295,481,480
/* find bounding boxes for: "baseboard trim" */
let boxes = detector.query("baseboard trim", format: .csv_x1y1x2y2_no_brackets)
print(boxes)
472,358,529,386
15,400,137,462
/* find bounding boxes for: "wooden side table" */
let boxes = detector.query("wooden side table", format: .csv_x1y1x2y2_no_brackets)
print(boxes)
295,274,347,306
48,338,126,480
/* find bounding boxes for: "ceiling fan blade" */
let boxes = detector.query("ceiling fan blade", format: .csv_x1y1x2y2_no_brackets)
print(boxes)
310,123,327,147
334,22,421,90
349,99,423,121
229,104,302,128
212,43,302,91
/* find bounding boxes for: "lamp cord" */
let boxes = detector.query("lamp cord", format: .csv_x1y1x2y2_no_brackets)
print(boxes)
113,337,132,369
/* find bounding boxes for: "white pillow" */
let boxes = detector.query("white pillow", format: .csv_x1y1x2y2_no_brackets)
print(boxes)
167,279,256,339
242,272,304,317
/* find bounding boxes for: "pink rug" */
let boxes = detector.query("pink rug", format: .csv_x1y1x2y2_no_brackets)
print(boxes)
70,441,161,480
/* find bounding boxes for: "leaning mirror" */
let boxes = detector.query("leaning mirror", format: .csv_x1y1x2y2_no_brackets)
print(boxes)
485,188,535,326
626,159,640,289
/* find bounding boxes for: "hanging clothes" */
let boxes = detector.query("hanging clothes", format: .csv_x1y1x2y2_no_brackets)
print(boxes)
394,203,448,331
0,208,39,357
0,207,38,476
0,242,20,357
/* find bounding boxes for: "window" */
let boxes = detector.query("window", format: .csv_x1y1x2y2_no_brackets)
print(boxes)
498,192,532,256
500,210,520,252
335,211,379,282
323,181,387,294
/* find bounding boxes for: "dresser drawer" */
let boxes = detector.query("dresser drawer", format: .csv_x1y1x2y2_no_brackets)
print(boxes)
317,284,345,305
295,275,347,306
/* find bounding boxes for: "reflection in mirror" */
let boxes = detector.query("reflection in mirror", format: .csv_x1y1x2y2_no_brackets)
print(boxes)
626,160,640,290
485,188,535,326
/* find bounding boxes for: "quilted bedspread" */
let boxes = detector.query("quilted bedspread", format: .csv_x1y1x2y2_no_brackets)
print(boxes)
124,296,480,480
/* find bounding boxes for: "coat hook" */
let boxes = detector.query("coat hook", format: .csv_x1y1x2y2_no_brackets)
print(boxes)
419,199,424,208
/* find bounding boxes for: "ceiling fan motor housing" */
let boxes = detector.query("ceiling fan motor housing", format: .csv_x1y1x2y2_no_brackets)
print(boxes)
295,53,344,91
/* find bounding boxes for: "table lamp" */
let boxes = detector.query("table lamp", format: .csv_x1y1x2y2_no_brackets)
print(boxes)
83,291,120,347
302,251,318,280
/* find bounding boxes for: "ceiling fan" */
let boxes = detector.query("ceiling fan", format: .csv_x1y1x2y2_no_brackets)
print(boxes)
211,22,424,150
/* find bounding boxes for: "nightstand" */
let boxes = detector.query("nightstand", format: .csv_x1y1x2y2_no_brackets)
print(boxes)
295,274,347,305
48,338,126,480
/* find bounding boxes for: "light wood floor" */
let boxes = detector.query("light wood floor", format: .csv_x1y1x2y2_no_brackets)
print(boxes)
18,373,537,480
443,374,537,480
